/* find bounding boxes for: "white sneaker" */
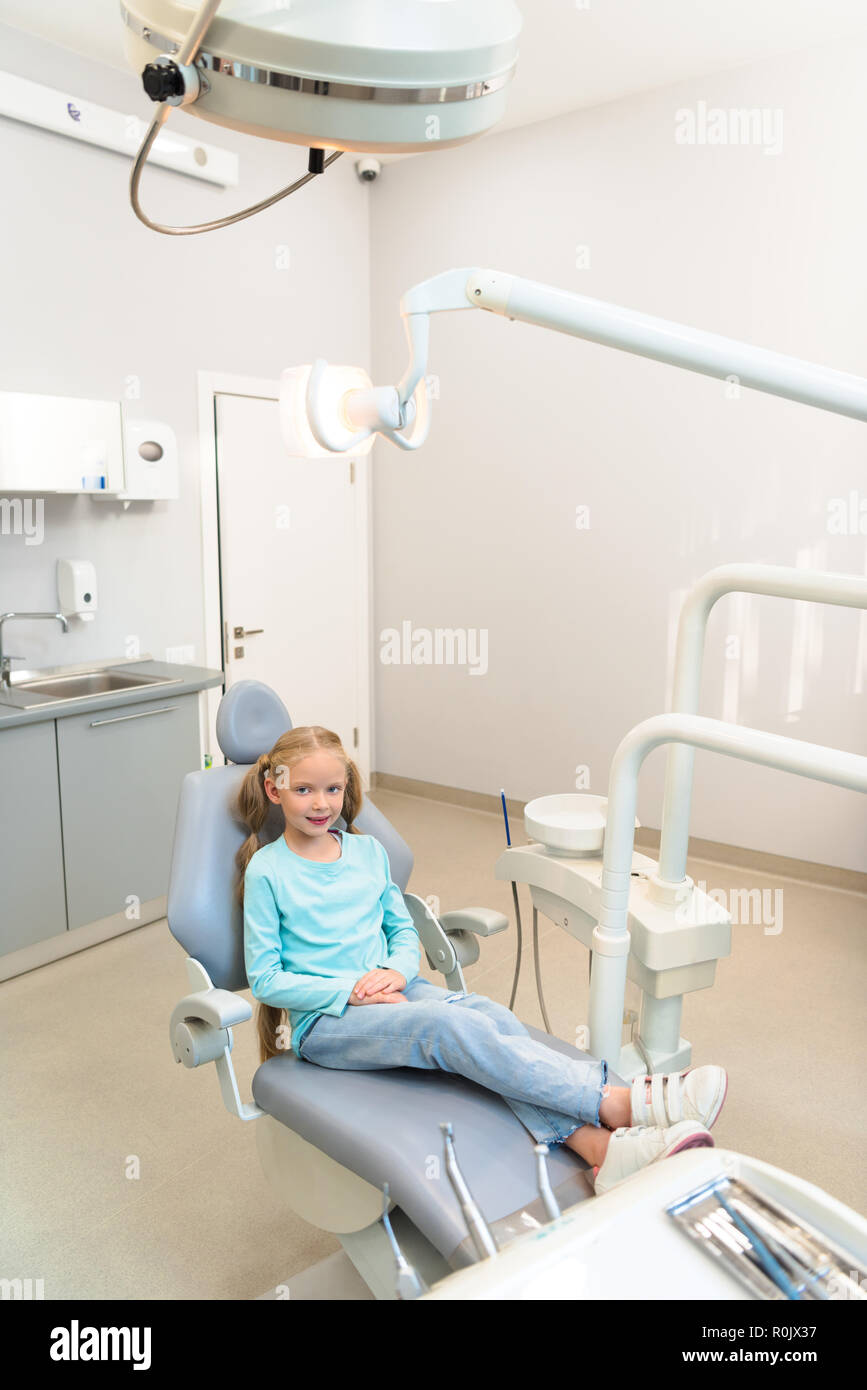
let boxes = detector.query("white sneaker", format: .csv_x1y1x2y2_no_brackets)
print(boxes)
630,1066,728,1130
593,1120,714,1196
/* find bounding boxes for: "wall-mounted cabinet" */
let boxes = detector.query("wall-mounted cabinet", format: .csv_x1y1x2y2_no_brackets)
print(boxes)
0,391,178,499
0,391,125,492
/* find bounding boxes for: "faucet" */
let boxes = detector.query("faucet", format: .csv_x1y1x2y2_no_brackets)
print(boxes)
0,612,69,687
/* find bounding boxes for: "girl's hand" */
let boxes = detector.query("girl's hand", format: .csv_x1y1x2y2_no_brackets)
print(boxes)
353,968,406,1000
348,988,408,1005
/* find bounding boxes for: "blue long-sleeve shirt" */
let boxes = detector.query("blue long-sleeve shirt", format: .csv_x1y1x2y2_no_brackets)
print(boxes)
243,828,421,1054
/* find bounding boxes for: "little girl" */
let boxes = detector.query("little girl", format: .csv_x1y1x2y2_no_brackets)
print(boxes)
236,724,728,1196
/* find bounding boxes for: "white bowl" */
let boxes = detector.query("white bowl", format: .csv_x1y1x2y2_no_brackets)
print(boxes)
524,793,638,856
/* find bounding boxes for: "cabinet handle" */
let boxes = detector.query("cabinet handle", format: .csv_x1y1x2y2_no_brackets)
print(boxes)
89,705,178,727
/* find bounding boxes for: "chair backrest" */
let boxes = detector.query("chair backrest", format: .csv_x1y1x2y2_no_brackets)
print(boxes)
167,679,414,993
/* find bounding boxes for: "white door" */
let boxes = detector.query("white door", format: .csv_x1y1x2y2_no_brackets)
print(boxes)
213,390,367,778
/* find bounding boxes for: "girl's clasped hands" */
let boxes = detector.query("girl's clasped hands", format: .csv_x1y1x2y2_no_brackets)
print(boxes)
349,967,408,1005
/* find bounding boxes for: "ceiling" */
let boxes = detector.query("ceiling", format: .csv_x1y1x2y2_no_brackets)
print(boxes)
2,0,866,141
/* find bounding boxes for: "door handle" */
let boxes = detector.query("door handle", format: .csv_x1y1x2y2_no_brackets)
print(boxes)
233,626,264,639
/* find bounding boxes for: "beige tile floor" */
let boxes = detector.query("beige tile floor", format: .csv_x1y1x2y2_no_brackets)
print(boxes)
2,788,865,1300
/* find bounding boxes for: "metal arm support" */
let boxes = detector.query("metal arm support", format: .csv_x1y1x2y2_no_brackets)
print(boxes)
402,895,508,988
169,958,265,1123
129,0,344,235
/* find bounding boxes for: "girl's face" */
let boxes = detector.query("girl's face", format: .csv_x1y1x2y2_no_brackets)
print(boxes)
264,751,348,842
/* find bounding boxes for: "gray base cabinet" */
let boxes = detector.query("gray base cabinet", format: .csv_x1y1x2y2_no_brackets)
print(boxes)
0,721,68,952
56,693,200,932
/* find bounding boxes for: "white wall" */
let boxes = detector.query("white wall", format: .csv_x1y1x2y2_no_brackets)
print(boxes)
370,42,867,872
0,23,370,705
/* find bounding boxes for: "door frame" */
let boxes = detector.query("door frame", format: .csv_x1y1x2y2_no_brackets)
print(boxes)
196,369,373,787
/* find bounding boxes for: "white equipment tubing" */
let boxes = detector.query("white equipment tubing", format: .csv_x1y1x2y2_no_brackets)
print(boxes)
657,565,867,886
587,713,867,1064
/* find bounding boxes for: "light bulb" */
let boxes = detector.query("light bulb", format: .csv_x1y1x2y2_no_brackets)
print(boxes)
279,363,376,457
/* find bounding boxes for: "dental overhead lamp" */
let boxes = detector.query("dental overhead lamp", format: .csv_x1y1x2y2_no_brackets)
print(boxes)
123,0,522,233
124,3,867,434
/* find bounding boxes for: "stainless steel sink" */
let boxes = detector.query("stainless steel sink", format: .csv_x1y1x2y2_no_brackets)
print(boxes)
0,667,182,709
14,670,174,698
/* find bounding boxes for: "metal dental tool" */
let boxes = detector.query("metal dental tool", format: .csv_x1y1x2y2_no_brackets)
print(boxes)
669,1174,867,1301
380,1183,429,1301
440,1122,499,1260
534,1144,562,1223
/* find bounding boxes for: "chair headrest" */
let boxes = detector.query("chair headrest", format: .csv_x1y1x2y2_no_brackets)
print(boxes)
217,679,293,763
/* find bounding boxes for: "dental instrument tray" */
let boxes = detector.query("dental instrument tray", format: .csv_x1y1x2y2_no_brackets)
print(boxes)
667,1173,867,1300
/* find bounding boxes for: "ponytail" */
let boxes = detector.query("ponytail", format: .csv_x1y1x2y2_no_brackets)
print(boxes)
234,753,274,905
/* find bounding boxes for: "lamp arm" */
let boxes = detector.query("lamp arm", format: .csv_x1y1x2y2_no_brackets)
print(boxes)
464,269,867,422
348,264,867,449
395,269,474,408
387,265,867,427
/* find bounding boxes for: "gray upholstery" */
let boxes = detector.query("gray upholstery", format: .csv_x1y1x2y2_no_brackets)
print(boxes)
253,1027,610,1267
216,678,292,765
167,678,608,1267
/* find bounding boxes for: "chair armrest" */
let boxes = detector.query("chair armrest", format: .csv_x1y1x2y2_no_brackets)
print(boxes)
172,987,253,1030
168,960,264,1122
169,988,252,1068
438,908,509,938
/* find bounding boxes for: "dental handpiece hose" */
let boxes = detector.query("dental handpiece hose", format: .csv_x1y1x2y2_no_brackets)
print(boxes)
501,789,524,1011
534,1144,562,1223
441,1123,498,1260
380,1183,428,1299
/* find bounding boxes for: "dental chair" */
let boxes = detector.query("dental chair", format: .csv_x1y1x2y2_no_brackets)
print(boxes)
167,679,622,1299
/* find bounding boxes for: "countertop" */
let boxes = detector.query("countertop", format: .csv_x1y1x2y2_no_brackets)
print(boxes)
0,660,225,731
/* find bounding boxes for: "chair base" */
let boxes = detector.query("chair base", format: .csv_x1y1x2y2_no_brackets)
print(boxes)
254,1216,453,1301
255,1249,375,1300
256,1112,386,1233
255,1114,454,1298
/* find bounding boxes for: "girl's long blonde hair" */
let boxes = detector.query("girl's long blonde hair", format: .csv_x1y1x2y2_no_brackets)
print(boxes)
235,725,364,1063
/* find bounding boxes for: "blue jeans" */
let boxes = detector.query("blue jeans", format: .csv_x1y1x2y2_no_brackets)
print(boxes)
297,976,608,1147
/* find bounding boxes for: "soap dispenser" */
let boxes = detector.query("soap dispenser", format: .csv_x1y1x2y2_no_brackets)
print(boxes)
58,559,97,623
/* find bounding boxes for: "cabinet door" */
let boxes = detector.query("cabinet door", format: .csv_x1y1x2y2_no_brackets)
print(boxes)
0,392,125,492
0,721,68,953
57,694,200,931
